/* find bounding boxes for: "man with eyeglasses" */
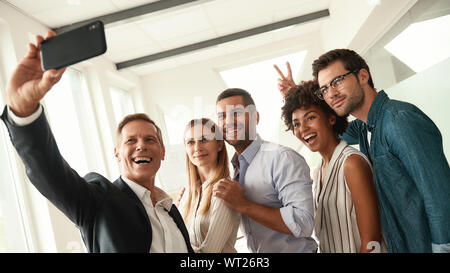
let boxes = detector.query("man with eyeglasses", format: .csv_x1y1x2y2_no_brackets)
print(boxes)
275,49,450,253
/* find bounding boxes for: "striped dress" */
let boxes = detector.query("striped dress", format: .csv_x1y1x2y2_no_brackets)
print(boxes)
313,140,386,253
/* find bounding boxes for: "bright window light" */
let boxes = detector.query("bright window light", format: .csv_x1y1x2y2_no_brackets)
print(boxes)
164,113,185,145
385,14,450,72
219,51,307,143
110,86,135,126
44,69,89,175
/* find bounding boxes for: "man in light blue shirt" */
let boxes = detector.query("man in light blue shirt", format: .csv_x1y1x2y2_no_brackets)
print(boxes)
213,88,317,253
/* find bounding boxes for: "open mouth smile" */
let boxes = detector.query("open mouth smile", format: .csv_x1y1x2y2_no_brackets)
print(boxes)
303,133,317,144
133,156,152,165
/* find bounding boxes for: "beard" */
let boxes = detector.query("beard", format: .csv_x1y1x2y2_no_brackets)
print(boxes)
334,84,365,117
223,122,257,153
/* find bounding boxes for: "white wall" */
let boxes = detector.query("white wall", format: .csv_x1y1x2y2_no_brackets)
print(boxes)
385,57,450,160
141,33,323,151
0,1,146,252
321,0,417,53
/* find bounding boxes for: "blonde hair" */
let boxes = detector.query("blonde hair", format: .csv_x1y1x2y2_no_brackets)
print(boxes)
180,118,229,223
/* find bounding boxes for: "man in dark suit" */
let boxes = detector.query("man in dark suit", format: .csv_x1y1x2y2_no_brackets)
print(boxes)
1,30,193,253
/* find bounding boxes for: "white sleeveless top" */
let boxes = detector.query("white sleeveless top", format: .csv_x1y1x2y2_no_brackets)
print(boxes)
313,140,387,253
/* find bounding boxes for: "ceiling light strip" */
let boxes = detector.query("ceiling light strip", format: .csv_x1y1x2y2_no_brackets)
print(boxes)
116,9,330,70
53,0,211,34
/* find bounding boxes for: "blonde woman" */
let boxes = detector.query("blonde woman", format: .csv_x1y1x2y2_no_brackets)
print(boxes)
180,118,240,253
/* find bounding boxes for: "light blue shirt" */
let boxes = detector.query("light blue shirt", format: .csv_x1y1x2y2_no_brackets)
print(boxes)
232,135,317,253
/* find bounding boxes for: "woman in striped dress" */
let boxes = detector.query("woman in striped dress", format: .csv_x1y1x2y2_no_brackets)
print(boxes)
179,118,240,253
281,80,386,253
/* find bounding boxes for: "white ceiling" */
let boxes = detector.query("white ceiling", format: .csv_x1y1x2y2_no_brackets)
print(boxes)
6,0,331,76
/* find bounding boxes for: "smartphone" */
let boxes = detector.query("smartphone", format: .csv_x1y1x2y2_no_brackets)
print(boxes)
40,21,107,70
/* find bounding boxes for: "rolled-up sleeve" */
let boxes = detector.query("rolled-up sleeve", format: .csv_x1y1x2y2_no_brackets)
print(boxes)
274,150,314,238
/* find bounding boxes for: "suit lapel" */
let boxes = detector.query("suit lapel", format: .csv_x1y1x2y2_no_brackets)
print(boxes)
168,205,194,253
113,177,152,228
114,178,193,253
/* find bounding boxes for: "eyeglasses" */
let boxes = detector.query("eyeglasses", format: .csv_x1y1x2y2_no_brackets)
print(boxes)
315,69,360,100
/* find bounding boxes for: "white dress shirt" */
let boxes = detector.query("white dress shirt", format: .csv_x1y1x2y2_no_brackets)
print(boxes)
121,176,188,253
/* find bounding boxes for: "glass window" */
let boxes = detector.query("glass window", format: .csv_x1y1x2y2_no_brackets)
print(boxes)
0,76,30,252
44,68,90,175
110,86,135,126
219,50,308,143
164,113,186,146
42,68,109,252
384,14,450,73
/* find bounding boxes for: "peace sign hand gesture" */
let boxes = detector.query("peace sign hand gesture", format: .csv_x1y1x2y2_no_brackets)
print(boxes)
273,61,296,99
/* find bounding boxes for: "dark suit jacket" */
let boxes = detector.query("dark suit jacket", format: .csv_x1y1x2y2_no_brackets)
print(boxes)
1,106,193,253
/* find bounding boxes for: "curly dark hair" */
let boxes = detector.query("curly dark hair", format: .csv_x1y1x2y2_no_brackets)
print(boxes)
281,80,348,136
312,49,374,89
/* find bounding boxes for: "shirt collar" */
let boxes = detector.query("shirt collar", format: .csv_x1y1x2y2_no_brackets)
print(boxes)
231,134,262,168
366,90,389,132
121,176,173,211
121,175,147,200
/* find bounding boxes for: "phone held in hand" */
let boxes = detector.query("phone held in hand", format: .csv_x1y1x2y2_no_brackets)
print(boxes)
40,21,107,71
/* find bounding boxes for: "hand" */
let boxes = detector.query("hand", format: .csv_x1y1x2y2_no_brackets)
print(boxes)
213,178,248,212
175,186,185,207
7,30,66,117
273,62,296,99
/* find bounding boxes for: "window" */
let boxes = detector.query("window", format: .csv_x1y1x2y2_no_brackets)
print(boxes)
110,86,135,126
384,14,450,73
44,69,91,175
0,76,30,252
164,113,186,146
43,68,110,252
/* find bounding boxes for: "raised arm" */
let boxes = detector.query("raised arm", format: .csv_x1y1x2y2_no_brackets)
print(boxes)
1,31,101,226
7,31,65,117
274,62,296,99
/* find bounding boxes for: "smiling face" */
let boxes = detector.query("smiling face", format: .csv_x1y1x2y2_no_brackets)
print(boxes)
292,105,337,153
184,124,223,169
216,95,259,153
317,60,365,117
114,119,165,185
